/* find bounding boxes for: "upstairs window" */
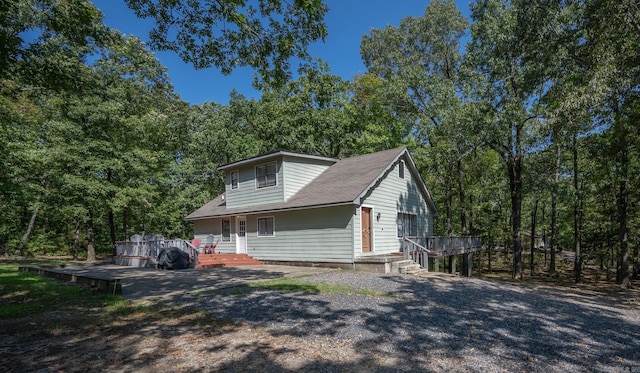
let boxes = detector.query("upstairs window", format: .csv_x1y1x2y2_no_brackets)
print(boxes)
230,170,239,189
397,212,418,238
399,160,405,179
256,162,277,188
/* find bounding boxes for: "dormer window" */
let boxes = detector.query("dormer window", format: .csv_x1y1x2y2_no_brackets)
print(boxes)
230,170,239,189
256,162,277,189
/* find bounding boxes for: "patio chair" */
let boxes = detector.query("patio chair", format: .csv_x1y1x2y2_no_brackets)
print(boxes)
203,234,219,254
130,234,143,256
191,238,202,253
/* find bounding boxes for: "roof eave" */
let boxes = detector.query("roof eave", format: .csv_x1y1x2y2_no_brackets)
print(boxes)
218,151,338,171
185,201,355,221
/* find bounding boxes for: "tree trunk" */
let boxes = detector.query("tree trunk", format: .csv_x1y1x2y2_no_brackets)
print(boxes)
616,179,630,287
572,133,582,283
550,143,561,274
107,169,117,256
86,209,96,262
508,153,523,280
615,118,630,287
457,159,467,235
108,210,117,257
73,218,81,260
18,204,40,256
122,208,128,241
530,199,538,277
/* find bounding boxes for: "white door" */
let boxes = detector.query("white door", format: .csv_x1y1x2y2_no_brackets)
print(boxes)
236,217,247,254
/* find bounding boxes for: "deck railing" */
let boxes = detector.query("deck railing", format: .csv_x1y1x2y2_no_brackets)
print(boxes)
115,237,197,265
402,236,482,271
402,237,431,271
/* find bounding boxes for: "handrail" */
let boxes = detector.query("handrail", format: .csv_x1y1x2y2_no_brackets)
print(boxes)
183,240,199,268
402,237,430,272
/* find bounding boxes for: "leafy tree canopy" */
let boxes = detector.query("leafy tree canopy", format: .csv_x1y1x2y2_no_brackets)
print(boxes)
124,0,329,86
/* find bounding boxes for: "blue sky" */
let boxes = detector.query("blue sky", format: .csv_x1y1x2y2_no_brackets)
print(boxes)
92,1,472,105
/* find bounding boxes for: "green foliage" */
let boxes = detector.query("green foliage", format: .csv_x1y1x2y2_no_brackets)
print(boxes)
124,0,329,86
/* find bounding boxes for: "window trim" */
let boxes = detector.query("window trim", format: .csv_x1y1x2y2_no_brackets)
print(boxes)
230,170,239,190
221,218,231,242
396,212,418,238
257,216,275,237
255,161,278,189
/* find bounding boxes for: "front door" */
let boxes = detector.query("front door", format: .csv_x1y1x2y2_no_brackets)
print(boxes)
362,207,372,252
236,217,247,254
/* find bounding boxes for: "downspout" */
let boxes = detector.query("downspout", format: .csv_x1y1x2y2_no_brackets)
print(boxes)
352,205,357,269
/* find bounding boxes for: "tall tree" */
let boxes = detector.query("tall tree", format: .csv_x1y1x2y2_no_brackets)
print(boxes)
468,0,550,279
360,0,476,236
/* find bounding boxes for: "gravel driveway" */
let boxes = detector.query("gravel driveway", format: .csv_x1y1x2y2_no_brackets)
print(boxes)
11,265,640,372
171,270,640,372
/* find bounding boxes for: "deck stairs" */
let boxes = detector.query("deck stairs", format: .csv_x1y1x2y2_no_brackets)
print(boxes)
195,253,262,269
391,259,425,275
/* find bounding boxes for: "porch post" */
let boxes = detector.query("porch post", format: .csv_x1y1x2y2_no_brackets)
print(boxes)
462,253,472,277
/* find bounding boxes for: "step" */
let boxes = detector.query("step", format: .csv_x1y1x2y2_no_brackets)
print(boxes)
399,263,422,274
195,254,262,269
391,260,417,273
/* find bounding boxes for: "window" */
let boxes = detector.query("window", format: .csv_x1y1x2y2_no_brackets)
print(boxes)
256,162,277,188
221,219,231,241
257,216,275,237
397,212,418,238
399,160,405,179
230,170,239,190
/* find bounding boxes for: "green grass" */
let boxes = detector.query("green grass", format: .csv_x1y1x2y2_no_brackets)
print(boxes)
0,259,121,318
247,276,391,297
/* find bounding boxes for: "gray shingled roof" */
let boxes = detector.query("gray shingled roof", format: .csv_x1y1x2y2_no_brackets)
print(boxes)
185,147,438,220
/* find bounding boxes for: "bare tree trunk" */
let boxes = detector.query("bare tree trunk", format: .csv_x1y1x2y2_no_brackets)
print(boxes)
73,218,81,260
550,143,561,274
457,159,467,235
572,133,582,283
86,210,96,262
108,211,117,257
616,179,630,287
615,117,630,287
530,199,538,276
507,153,523,280
122,208,128,241
18,204,40,256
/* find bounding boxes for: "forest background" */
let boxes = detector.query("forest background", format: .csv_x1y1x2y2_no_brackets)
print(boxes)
1,0,638,286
